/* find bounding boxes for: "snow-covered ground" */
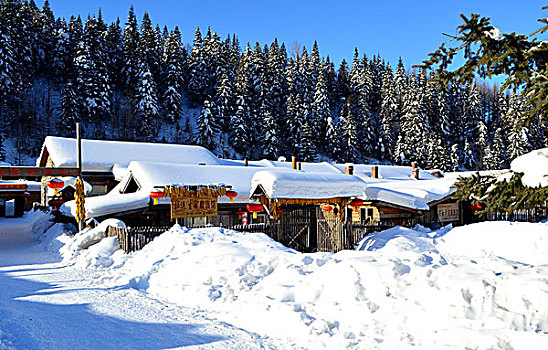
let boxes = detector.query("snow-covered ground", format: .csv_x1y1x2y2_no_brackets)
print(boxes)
1,212,547,349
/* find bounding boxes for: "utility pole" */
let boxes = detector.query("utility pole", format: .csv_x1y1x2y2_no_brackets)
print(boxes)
76,123,85,232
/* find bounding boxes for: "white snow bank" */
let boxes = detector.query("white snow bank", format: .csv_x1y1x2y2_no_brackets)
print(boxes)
0,210,52,239
511,148,548,188
54,221,547,349
60,219,123,263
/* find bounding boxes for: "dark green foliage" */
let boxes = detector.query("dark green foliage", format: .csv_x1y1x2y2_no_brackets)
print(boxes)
453,172,548,215
418,8,548,126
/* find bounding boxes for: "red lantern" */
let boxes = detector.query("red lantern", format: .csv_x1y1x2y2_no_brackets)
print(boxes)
276,209,283,214
22,191,31,198
150,190,164,205
469,203,482,211
323,205,334,212
226,190,238,204
48,179,64,196
247,202,263,218
349,198,364,207
235,210,246,219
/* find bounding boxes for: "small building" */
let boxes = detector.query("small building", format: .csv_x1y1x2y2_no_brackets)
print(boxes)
0,180,41,217
37,136,237,206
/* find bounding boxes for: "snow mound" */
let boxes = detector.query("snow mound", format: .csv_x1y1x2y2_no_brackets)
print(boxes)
63,222,548,349
60,219,124,262
511,148,548,187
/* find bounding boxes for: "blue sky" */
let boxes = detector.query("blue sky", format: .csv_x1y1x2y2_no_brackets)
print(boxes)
47,0,543,69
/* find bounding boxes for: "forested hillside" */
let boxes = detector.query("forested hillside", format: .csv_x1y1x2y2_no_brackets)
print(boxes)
0,0,545,170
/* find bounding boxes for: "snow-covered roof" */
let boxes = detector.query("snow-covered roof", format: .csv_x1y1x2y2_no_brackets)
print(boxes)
510,148,548,188
62,161,292,218
250,170,368,199
361,178,457,210
38,136,234,173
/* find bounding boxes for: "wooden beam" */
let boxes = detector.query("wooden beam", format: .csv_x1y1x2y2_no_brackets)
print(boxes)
0,167,80,177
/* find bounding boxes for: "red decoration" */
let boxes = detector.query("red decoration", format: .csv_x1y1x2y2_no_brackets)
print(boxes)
469,203,483,211
276,209,283,214
247,203,264,213
349,198,364,207
226,190,238,203
235,210,246,215
22,192,31,198
47,179,64,190
323,205,334,212
226,190,238,198
149,190,164,199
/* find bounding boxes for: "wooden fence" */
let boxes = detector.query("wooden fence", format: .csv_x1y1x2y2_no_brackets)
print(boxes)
107,226,172,253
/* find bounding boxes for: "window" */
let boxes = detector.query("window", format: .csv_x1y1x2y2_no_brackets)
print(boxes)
121,174,140,194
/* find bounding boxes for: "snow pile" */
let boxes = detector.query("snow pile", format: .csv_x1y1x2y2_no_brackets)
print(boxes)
511,148,548,188
61,222,548,349
60,219,123,266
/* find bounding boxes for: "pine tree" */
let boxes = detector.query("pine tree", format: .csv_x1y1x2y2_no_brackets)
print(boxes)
426,131,451,171
311,69,330,152
162,28,184,124
450,144,460,171
139,12,161,85
188,27,207,104
214,70,235,131
195,99,218,150
378,63,398,160
133,62,160,141
122,5,139,97
58,81,80,135
261,110,280,159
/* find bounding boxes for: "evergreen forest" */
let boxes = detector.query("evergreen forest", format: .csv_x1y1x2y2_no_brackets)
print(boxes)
0,0,545,171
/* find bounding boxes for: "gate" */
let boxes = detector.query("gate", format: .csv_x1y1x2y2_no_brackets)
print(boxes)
276,207,317,252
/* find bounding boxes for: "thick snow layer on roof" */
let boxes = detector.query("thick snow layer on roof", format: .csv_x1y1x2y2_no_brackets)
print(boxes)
40,136,228,171
362,178,456,209
129,161,291,204
251,170,367,199
63,161,288,218
511,148,548,188
62,181,150,219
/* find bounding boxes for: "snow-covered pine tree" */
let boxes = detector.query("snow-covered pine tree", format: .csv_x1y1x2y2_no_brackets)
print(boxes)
58,81,80,135
195,99,219,151
324,115,340,161
300,120,317,162
261,110,280,159
162,28,184,124
311,69,330,153
426,131,451,171
506,94,530,161
133,62,160,141
122,6,139,98
230,95,250,157
0,131,4,162
215,70,235,131
394,73,427,165
450,144,460,171
378,63,398,161
139,12,161,87
339,100,360,163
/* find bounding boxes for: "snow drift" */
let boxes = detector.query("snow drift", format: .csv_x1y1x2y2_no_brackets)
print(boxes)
61,220,548,349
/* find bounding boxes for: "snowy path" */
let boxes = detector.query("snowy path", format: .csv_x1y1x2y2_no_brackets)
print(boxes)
0,226,276,350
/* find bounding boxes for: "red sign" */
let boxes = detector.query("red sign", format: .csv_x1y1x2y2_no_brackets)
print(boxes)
0,184,27,190
0,167,80,177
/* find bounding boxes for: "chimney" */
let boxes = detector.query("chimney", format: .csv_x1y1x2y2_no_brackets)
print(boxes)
371,165,379,178
411,162,419,179
292,156,297,170
297,162,302,170
244,158,248,166
345,165,354,175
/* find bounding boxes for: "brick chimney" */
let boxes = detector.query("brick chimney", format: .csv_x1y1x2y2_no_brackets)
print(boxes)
371,165,379,178
345,165,354,175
